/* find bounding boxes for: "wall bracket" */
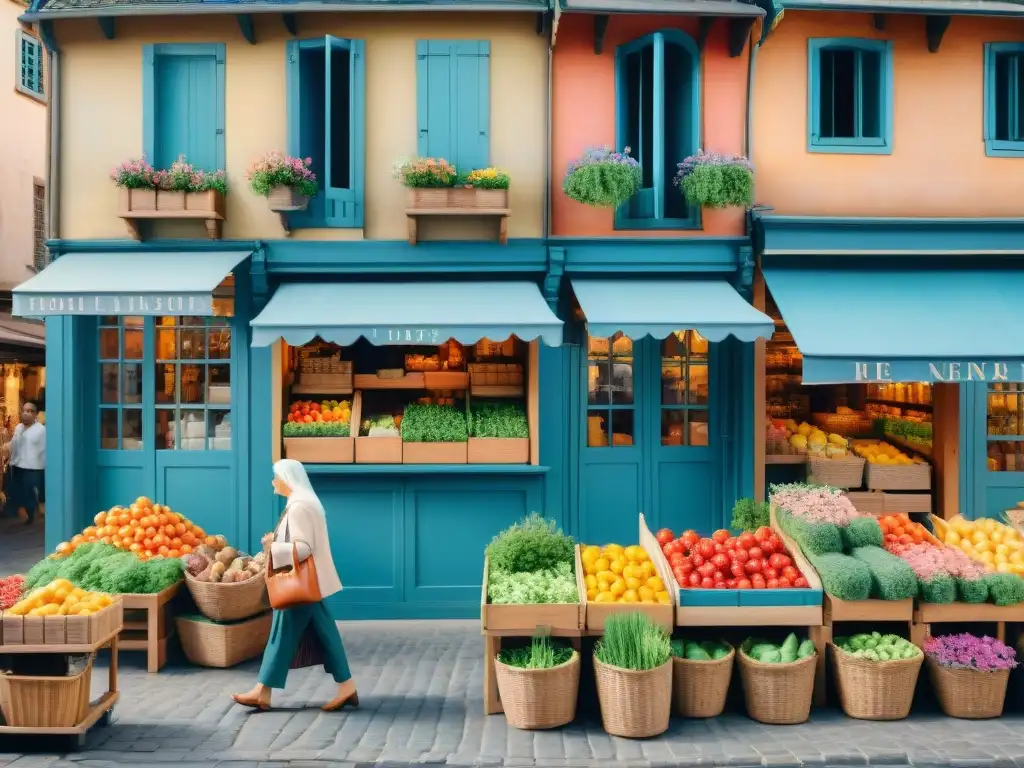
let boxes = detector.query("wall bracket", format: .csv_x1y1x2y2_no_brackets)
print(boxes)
696,17,715,52
925,15,950,53
728,17,755,58
236,14,256,45
281,13,297,36
544,246,566,311
593,15,609,55
873,13,886,30
97,17,114,40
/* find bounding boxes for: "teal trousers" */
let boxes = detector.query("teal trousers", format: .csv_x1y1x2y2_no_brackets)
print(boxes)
258,602,351,689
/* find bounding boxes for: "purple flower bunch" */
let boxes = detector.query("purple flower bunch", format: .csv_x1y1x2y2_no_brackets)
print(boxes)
564,146,640,178
924,633,1018,671
247,151,318,198
674,149,753,184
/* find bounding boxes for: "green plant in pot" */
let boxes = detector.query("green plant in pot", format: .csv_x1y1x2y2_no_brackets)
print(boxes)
563,147,642,208
673,150,753,228
592,612,672,738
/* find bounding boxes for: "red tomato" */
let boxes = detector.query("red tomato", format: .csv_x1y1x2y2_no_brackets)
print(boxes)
751,578,766,589
714,542,726,555
744,558,763,575
698,562,717,578
738,532,756,550
679,561,695,576
754,526,774,541
777,577,792,588
737,578,752,589
782,565,799,582
682,530,700,549
760,538,778,556
711,553,730,570
669,552,685,568
730,561,747,579
766,578,780,589
752,573,766,587
713,570,725,581
793,576,809,588
714,580,728,589
725,536,738,550
762,566,779,580
688,572,702,587
748,546,764,561
673,567,687,586
712,529,730,544
700,576,715,589
656,528,675,547
691,553,706,568
726,578,737,588
696,539,716,559
731,548,749,564
769,553,791,570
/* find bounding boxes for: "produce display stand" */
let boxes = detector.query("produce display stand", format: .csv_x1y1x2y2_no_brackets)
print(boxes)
911,602,1024,647
480,552,586,716
0,620,122,747
116,582,181,672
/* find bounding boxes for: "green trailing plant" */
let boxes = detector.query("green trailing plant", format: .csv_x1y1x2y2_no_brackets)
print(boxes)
486,513,575,573
674,150,754,209
470,402,529,439
400,404,468,443
730,498,770,532
595,612,671,671
807,552,871,600
850,546,918,600
563,147,642,208
498,635,574,669
282,421,350,438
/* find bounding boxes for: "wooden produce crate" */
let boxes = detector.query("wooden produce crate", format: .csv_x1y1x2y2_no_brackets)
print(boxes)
403,442,467,464
354,372,425,390
355,436,402,463
283,392,359,464
806,456,865,490
481,553,585,633
583,514,675,634
844,491,887,514
865,460,931,491
884,493,932,513
468,438,529,464
117,582,181,673
423,371,469,390
1,600,124,647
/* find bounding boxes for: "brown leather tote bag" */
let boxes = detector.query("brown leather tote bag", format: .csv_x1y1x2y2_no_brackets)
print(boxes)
266,518,322,610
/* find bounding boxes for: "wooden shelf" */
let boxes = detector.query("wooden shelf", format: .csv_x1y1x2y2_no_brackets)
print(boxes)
0,627,121,655
470,385,524,398
885,434,933,459
406,208,509,245
866,398,932,411
354,373,426,390
291,384,354,396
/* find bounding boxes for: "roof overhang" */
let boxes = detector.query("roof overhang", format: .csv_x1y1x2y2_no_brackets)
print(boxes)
781,0,1024,15
558,0,764,15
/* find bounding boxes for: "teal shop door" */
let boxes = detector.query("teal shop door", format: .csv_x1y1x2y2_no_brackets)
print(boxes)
971,382,1024,518
579,333,718,546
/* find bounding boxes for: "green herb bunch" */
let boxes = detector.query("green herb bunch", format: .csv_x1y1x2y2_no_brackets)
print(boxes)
401,404,468,443
470,402,529,439
730,498,770,532
283,421,350,438
499,635,574,669
26,543,184,594
488,561,578,604
595,612,671,671
486,513,574,573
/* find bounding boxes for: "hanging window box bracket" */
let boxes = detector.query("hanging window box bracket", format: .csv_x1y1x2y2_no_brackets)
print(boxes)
119,189,226,241
405,188,509,245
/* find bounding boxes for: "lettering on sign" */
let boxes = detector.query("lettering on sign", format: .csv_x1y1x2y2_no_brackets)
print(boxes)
853,361,1019,382
22,294,211,315
370,328,442,344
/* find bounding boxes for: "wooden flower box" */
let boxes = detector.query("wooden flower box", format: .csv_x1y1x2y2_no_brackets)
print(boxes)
119,188,226,240
405,187,509,245
468,437,529,464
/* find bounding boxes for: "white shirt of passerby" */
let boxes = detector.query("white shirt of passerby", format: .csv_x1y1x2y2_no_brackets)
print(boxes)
11,422,45,470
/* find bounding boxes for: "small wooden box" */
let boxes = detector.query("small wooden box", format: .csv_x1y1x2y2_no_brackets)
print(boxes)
468,438,529,464
403,442,467,464
423,371,469,390
355,437,403,463
22,616,43,645
283,436,354,464
481,552,585,632
2,614,23,644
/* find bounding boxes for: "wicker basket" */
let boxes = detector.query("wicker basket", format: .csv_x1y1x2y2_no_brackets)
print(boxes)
807,456,866,489
494,651,580,729
737,650,816,724
865,461,932,491
593,657,672,738
927,657,1010,719
812,412,873,437
672,645,734,718
0,654,93,728
831,644,922,720
176,613,272,668
185,570,268,622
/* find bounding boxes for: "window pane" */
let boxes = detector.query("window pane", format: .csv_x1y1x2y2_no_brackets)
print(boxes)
124,316,144,328
663,39,694,220
689,409,710,447
156,363,176,405
209,327,231,359
329,47,352,190
157,328,177,360
588,361,610,405
688,364,709,405
1016,54,1024,141
122,409,143,450
122,363,142,405
662,364,685,404
180,409,206,451
156,409,175,450
662,409,686,445
208,364,231,405
208,411,231,450
821,48,856,138
180,328,205,359
860,51,882,139
100,364,119,404
610,359,634,405
99,328,119,359
610,410,634,446
989,441,1024,472
988,384,1024,436
819,49,835,137
124,328,143,360
180,364,206,405
587,410,609,447
996,53,1014,141
100,409,118,449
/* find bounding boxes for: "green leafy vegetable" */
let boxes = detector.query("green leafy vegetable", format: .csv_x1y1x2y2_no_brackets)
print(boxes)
775,506,843,555
983,572,1024,606
730,498,770,532
282,421,350,437
842,517,884,550
837,632,922,661
595,612,671,670
741,634,814,664
360,415,398,436
851,546,918,600
957,576,989,604
470,402,529,439
401,404,468,443
25,543,183,594
498,635,574,669
487,562,579,604
486,513,575,573
807,552,872,600
919,573,956,604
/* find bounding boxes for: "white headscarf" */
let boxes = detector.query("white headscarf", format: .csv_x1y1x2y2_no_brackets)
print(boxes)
273,459,326,517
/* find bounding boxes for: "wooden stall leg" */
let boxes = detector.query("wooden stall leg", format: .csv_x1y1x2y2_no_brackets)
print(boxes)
997,621,1006,644
147,601,160,673
910,620,928,649
109,632,119,694
809,624,830,707
483,634,503,715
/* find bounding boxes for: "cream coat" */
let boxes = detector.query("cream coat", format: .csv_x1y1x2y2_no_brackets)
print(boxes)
269,498,343,599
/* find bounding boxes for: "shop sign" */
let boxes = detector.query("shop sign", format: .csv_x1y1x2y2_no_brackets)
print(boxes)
852,361,1023,383
14,293,213,316
370,327,442,344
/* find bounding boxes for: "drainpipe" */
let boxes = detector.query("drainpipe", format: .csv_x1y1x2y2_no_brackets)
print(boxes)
744,34,758,196
40,23,60,244
544,36,552,240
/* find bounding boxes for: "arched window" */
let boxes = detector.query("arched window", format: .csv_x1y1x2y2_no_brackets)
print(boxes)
614,30,700,229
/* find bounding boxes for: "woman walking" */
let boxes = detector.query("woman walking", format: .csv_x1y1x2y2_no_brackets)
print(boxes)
232,459,358,712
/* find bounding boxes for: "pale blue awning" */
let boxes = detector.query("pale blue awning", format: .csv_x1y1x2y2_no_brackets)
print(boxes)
571,279,773,343
764,266,1024,383
250,281,563,347
13,251,249,317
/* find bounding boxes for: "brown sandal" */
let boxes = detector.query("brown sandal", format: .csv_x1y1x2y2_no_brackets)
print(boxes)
322,692,359,712
232,691,271,711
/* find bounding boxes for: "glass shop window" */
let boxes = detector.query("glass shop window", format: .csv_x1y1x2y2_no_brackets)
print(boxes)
98,316,144,450
661,331,709,446
587,333,635,447
988,383,1024,471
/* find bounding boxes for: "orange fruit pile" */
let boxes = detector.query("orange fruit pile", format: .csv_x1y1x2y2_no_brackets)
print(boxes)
55,496,210,561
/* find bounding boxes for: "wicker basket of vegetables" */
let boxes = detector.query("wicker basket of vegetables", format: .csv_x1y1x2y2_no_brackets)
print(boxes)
494,636,580,730
670,640,733,718
183,542,268,622
738,634,817,724
831,634,923,720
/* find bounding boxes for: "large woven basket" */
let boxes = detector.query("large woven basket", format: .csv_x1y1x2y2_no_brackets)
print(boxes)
176,613,272,668
927,657,1010,719
737,650,816,724
0,654,93,728
185,570,268,622
494,651,580,729
807,456,865,489
672,645,734,718
593,657,672,738
865,461,931,491
831,644,922,720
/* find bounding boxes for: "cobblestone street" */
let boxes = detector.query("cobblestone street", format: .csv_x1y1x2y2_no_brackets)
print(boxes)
6,523,1024,767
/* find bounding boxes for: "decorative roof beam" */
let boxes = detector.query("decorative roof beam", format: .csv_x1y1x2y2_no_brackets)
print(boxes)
593,13,609,54
926,14,950,52
696,17,715,51
728,16,754,56
97,16,114,38
281,13,297,35
237,14,256,44
873,13,885,29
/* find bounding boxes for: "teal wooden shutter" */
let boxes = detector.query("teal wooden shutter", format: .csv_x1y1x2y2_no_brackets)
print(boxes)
143,44,225,172
416,40,490,173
